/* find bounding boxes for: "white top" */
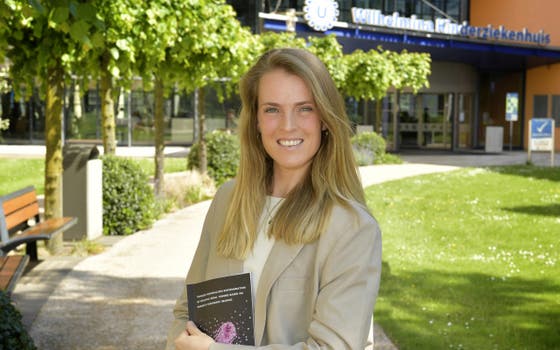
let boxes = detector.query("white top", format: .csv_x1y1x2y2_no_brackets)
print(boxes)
243,196,283,296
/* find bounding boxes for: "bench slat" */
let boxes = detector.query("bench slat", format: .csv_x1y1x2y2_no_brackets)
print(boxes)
2,190,38,216
4,202,40,231
0,217,78,255
0,255,29,294
22,217,78,238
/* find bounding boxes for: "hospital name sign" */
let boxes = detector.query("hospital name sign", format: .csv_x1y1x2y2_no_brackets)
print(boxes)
351,8,551,46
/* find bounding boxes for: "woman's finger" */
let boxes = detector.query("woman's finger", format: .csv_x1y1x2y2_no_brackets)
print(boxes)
186,321,203,336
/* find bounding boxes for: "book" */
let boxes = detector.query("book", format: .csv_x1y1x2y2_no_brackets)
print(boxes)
187,272,255,345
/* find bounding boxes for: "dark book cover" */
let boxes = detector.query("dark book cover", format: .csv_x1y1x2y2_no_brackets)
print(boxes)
187,272,255,345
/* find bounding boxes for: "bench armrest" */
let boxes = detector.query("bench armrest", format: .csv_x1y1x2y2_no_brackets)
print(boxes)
0,217,78,255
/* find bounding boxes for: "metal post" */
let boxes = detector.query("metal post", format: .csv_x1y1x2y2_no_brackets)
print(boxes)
509,120,513,151
127,91,132,147
193,88,199,143
552,120,556,167
527,119,532,164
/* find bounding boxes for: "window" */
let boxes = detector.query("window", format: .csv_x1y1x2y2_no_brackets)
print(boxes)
533,95,548,118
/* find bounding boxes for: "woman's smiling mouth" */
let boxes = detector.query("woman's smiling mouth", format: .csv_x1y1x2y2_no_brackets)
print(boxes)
278,139,303,147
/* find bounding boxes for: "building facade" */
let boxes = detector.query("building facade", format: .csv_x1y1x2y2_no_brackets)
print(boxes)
1,0,559,152
238,0,560,152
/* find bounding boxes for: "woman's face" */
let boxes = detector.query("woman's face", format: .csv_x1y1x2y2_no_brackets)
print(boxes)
257,68,323,183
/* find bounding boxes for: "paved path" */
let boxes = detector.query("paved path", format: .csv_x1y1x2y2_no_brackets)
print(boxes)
8,147,557,349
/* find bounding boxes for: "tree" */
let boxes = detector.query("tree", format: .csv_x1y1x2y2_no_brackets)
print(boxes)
257,33,347,89
383,49,431,150
258,31,306,52
4,0,101,253
384,49,431,93
78,0,142,155
341,47,430,148
343,49,394,103
137,0,259,195
0,2,9,60
307,34,347,90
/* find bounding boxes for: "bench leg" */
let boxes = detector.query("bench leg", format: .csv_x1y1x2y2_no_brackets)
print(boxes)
26,242,38,261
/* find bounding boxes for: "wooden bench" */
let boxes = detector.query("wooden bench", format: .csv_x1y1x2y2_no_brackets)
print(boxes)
0,255,29,296
0,186,78,261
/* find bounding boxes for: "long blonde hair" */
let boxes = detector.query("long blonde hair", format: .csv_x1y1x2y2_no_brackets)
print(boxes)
217,48,366,259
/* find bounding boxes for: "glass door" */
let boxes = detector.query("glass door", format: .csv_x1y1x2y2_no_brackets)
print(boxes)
457,93,473,149
421,94,453,149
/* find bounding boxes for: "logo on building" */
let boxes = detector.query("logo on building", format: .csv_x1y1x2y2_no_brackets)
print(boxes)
303,0,339,32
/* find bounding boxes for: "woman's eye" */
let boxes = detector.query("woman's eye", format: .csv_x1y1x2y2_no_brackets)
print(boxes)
300,106,313,112
264,107,279,113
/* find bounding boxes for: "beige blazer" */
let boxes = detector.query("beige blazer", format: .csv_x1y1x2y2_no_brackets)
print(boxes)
166,181,382,349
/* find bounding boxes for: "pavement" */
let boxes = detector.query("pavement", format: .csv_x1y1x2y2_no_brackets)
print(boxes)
5,145,559,350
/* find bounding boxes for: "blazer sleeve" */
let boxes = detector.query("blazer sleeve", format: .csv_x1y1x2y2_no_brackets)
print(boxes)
210,208,383,350
165,186,222,350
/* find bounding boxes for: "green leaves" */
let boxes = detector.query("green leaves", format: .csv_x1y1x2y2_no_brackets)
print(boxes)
51,7,69,25
29,0,45,16
75,2,96,22
0,290,37,350
343,47,431,101
146,0,258,96
258,31,305,52
385,49,431,92
344,49,392,101
69,20,90,44
307,35,347,89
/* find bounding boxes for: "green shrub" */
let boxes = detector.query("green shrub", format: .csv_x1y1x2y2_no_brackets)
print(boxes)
351,131,387,166
0,290,37,350
102,156,157,235
188,130,240,186
377,152,403,164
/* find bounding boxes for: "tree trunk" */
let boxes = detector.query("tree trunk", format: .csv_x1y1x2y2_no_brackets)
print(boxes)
45,64,64,255
198,87,207,174
392,91,400,152
376,99,382,135
100,53,116,155
153,78,165,196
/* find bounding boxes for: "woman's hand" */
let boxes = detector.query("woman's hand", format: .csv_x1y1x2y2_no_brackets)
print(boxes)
174,321,215,350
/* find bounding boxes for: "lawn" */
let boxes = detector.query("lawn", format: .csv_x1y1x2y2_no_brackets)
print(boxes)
0,157,188,196
366,166,560,349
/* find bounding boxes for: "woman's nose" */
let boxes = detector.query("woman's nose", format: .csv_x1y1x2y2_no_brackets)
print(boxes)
281,111,296,131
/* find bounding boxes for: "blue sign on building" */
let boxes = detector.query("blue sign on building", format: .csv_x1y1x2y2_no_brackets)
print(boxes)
531,118,553,138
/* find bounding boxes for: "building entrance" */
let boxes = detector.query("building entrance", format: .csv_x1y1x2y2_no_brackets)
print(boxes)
380,92,473,150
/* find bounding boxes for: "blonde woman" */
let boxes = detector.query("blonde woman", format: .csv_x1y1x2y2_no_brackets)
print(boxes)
167,48,382,350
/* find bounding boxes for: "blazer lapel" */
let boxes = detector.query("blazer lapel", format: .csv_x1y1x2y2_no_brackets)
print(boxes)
253,240,304,345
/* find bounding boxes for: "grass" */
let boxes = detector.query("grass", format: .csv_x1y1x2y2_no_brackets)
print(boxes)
0,156,188,196
69,238,106,256
0,158,45,195
133,157,188,176
366,165,560,350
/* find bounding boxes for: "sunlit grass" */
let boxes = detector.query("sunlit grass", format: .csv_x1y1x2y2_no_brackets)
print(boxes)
0,158,45,195
0,156,188,196
366,166,560,350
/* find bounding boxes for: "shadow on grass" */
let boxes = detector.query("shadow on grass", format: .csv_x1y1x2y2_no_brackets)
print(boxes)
488,165,560,182
503,204,560,217
377,261,560,350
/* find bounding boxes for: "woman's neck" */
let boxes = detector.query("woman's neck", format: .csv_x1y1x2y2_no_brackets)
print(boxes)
270,167,308,197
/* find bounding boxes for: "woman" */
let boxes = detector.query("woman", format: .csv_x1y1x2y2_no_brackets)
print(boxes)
167,48,382,349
